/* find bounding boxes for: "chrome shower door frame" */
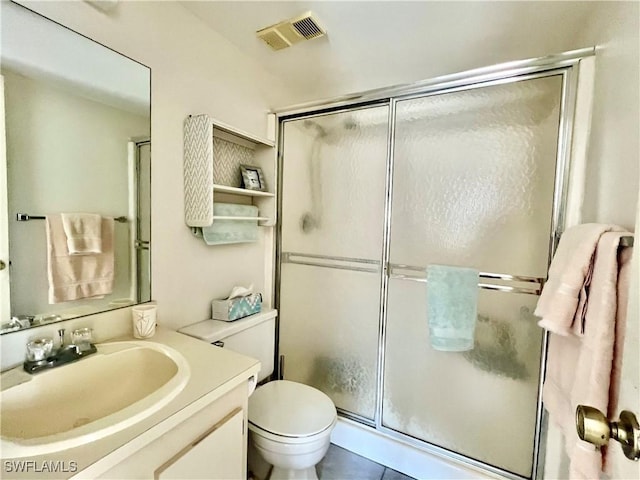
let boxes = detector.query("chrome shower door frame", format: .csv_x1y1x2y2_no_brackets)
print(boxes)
275,49,591,480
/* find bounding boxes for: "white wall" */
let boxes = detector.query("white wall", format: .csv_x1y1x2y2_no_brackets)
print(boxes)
578,2,640,229
3,0,296,341
3,69,148,317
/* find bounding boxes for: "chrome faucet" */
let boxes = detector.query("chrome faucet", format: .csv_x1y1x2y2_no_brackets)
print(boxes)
23,327,97,374
58,328,65,349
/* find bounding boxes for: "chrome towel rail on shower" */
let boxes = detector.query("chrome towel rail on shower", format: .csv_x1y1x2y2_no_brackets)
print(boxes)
16,213,128,223
388,264,544,296
281,252,381,274
281,251,545,295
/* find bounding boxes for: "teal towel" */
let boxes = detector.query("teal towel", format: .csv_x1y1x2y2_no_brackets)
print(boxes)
202,203,258,245
427,264,479,352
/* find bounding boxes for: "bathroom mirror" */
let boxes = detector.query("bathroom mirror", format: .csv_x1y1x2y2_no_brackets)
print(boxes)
0,2,151,334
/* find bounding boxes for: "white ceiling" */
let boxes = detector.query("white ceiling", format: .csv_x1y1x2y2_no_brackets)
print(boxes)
182,1,598,106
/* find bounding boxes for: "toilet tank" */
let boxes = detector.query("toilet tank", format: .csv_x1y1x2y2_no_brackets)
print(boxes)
179,309,277,382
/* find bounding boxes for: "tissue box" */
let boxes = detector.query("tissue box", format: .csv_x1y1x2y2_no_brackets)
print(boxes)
211,293,262,321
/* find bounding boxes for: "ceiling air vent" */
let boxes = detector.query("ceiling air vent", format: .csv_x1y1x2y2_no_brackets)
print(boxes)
258,29,291,51
257,12,326,51
292,16,324,40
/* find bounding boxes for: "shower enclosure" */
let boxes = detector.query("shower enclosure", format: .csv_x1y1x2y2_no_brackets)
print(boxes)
133,139,151,302
277,52,587,480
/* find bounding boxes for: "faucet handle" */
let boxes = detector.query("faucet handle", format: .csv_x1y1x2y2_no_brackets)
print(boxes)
58,328,65,348
26,338,54,362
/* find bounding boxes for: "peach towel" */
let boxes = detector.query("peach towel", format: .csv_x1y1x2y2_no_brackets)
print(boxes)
541,231,633,480
535,223,625,336
61,213,103,254
46,214,114,303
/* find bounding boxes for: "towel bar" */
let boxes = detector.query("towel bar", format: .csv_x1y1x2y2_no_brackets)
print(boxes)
281,252,381,274
620,236,634,248
16,213,128,223
280,252,544,295
388,264,543,296
212,215,269,221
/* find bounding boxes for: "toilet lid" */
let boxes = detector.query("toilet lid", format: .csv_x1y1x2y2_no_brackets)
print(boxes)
248,380,336,437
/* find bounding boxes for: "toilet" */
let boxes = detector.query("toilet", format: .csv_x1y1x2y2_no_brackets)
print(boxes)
179,310,337,480
248,380,337,480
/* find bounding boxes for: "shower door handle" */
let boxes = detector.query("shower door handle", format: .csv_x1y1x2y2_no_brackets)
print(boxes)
281,251,380,274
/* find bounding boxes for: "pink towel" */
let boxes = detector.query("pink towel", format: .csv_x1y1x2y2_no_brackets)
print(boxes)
535,224,625,336
541,231,633,480
61,213,103,254
46,214,115,303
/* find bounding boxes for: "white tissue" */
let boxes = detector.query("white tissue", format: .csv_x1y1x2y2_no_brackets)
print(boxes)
227,284,254,300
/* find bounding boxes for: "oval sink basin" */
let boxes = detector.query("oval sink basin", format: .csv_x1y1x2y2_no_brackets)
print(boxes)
1,341,190,458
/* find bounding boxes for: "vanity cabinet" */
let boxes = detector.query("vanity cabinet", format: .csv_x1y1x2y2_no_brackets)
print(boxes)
156,409,243,479
96,383,248,480
184,114,276,228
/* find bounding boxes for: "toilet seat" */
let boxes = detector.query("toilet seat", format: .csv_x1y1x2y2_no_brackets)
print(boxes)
248,419,336,447
248,380,337,439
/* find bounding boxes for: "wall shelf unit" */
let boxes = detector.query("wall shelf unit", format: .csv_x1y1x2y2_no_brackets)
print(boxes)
213,184,275,198
184,114,277,230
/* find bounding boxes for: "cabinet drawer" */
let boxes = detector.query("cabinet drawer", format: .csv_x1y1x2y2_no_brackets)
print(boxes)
156,408,244,479
97,384,247,479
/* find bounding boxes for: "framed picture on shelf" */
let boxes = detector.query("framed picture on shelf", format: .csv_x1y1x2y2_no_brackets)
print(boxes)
240,164,267,192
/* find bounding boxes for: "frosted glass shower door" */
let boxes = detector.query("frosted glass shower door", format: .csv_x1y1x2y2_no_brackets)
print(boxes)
382,75,563,477
279,106,389,420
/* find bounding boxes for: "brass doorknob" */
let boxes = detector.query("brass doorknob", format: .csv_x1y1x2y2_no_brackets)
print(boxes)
0,259,6,270
576,405,640,460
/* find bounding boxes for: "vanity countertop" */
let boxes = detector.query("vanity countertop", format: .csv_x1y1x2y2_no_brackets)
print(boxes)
0,327,260,479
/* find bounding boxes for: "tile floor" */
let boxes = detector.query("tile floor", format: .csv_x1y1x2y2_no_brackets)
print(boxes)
316,444,415,480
